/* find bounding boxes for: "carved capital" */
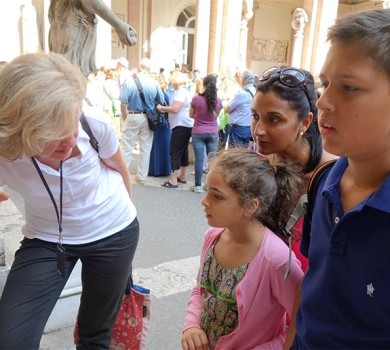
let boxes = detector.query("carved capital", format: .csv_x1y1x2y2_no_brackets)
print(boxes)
291,8,308,34
243,0,254,21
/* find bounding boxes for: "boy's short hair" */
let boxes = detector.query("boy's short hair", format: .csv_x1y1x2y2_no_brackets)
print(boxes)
327,9,390,77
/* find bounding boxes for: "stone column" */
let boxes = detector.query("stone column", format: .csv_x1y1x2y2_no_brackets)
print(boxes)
237,0,254,71
291,8,308,68
21,0,40,54
300,0,317,71
95,0,112,69
300,0,339,78
42,0,51,53
219,0,243,76
126,0,142,68
193,0,211,75
207,0,224,74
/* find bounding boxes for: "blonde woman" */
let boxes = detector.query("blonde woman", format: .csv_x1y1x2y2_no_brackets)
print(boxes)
157,71,194,188
0,53,139,349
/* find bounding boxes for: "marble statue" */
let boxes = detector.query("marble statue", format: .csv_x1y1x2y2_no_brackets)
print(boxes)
49,0,137,75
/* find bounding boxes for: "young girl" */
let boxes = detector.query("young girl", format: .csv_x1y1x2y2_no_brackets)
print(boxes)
182,148,304,350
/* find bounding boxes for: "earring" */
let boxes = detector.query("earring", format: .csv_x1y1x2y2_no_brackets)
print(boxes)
299,131,304,136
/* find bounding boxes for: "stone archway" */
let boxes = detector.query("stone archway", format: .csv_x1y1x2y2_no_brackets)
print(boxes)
175,5,196,71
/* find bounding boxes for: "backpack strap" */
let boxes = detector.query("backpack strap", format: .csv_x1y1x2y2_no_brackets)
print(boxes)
80,112,99,153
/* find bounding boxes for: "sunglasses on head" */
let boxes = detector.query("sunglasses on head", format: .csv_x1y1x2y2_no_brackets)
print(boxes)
259,67,313,114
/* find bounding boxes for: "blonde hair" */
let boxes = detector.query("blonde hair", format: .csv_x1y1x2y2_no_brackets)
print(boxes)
169,71,189,87
0,53,86,160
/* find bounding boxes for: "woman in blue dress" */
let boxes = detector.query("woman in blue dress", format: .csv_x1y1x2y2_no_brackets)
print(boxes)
148,74,171,176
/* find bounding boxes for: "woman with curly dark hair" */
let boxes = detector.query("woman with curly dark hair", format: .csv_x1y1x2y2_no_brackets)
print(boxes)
189,74,223,193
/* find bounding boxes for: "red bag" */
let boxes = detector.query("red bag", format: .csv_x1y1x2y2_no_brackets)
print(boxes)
74,283,151,350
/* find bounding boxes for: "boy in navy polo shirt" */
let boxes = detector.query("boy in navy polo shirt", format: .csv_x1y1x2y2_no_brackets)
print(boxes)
285,8,390,349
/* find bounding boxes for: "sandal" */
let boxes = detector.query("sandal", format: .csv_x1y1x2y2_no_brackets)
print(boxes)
177,178,187,184
161,181,178,188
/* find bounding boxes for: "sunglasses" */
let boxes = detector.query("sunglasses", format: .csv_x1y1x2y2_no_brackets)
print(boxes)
259,67,313,114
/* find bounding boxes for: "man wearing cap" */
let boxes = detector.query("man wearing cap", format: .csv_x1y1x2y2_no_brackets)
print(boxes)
224,70,256,147
120,58,165,185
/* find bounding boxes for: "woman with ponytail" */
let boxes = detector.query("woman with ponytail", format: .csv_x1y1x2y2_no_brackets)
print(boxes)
189,74,223,193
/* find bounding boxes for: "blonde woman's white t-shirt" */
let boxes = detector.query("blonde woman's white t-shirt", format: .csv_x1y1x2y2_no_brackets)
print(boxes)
168,85,194,129
0,106,136,244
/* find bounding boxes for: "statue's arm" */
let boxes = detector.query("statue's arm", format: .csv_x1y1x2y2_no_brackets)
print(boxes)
81,0,137,46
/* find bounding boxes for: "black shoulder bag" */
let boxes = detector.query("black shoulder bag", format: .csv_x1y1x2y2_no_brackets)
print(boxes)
133,76,161,131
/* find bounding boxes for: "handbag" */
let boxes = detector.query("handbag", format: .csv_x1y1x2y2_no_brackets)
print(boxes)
134,75,162,131
145,108,161,131
73,277,151,350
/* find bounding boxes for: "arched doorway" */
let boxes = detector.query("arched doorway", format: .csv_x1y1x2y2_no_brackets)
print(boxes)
176,5,196,71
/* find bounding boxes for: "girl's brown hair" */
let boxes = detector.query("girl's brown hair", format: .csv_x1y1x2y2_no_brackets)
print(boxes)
211,148,302,241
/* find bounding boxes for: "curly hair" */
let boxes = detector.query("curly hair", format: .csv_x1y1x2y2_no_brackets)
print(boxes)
200,74,218,112
211,148,302,241
0,53,86,160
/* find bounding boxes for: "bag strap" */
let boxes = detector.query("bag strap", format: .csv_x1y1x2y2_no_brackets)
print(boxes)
285,159,337,231
285,158,335,279
103,86,113,102
80,112,99,153
244,88,254,98
134,75,147,109
283,159,336,280
284,159,337,230
306,159,337,218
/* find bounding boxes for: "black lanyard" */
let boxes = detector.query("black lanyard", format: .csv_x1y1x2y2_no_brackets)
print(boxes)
31,157,63,239
31,157,66,277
